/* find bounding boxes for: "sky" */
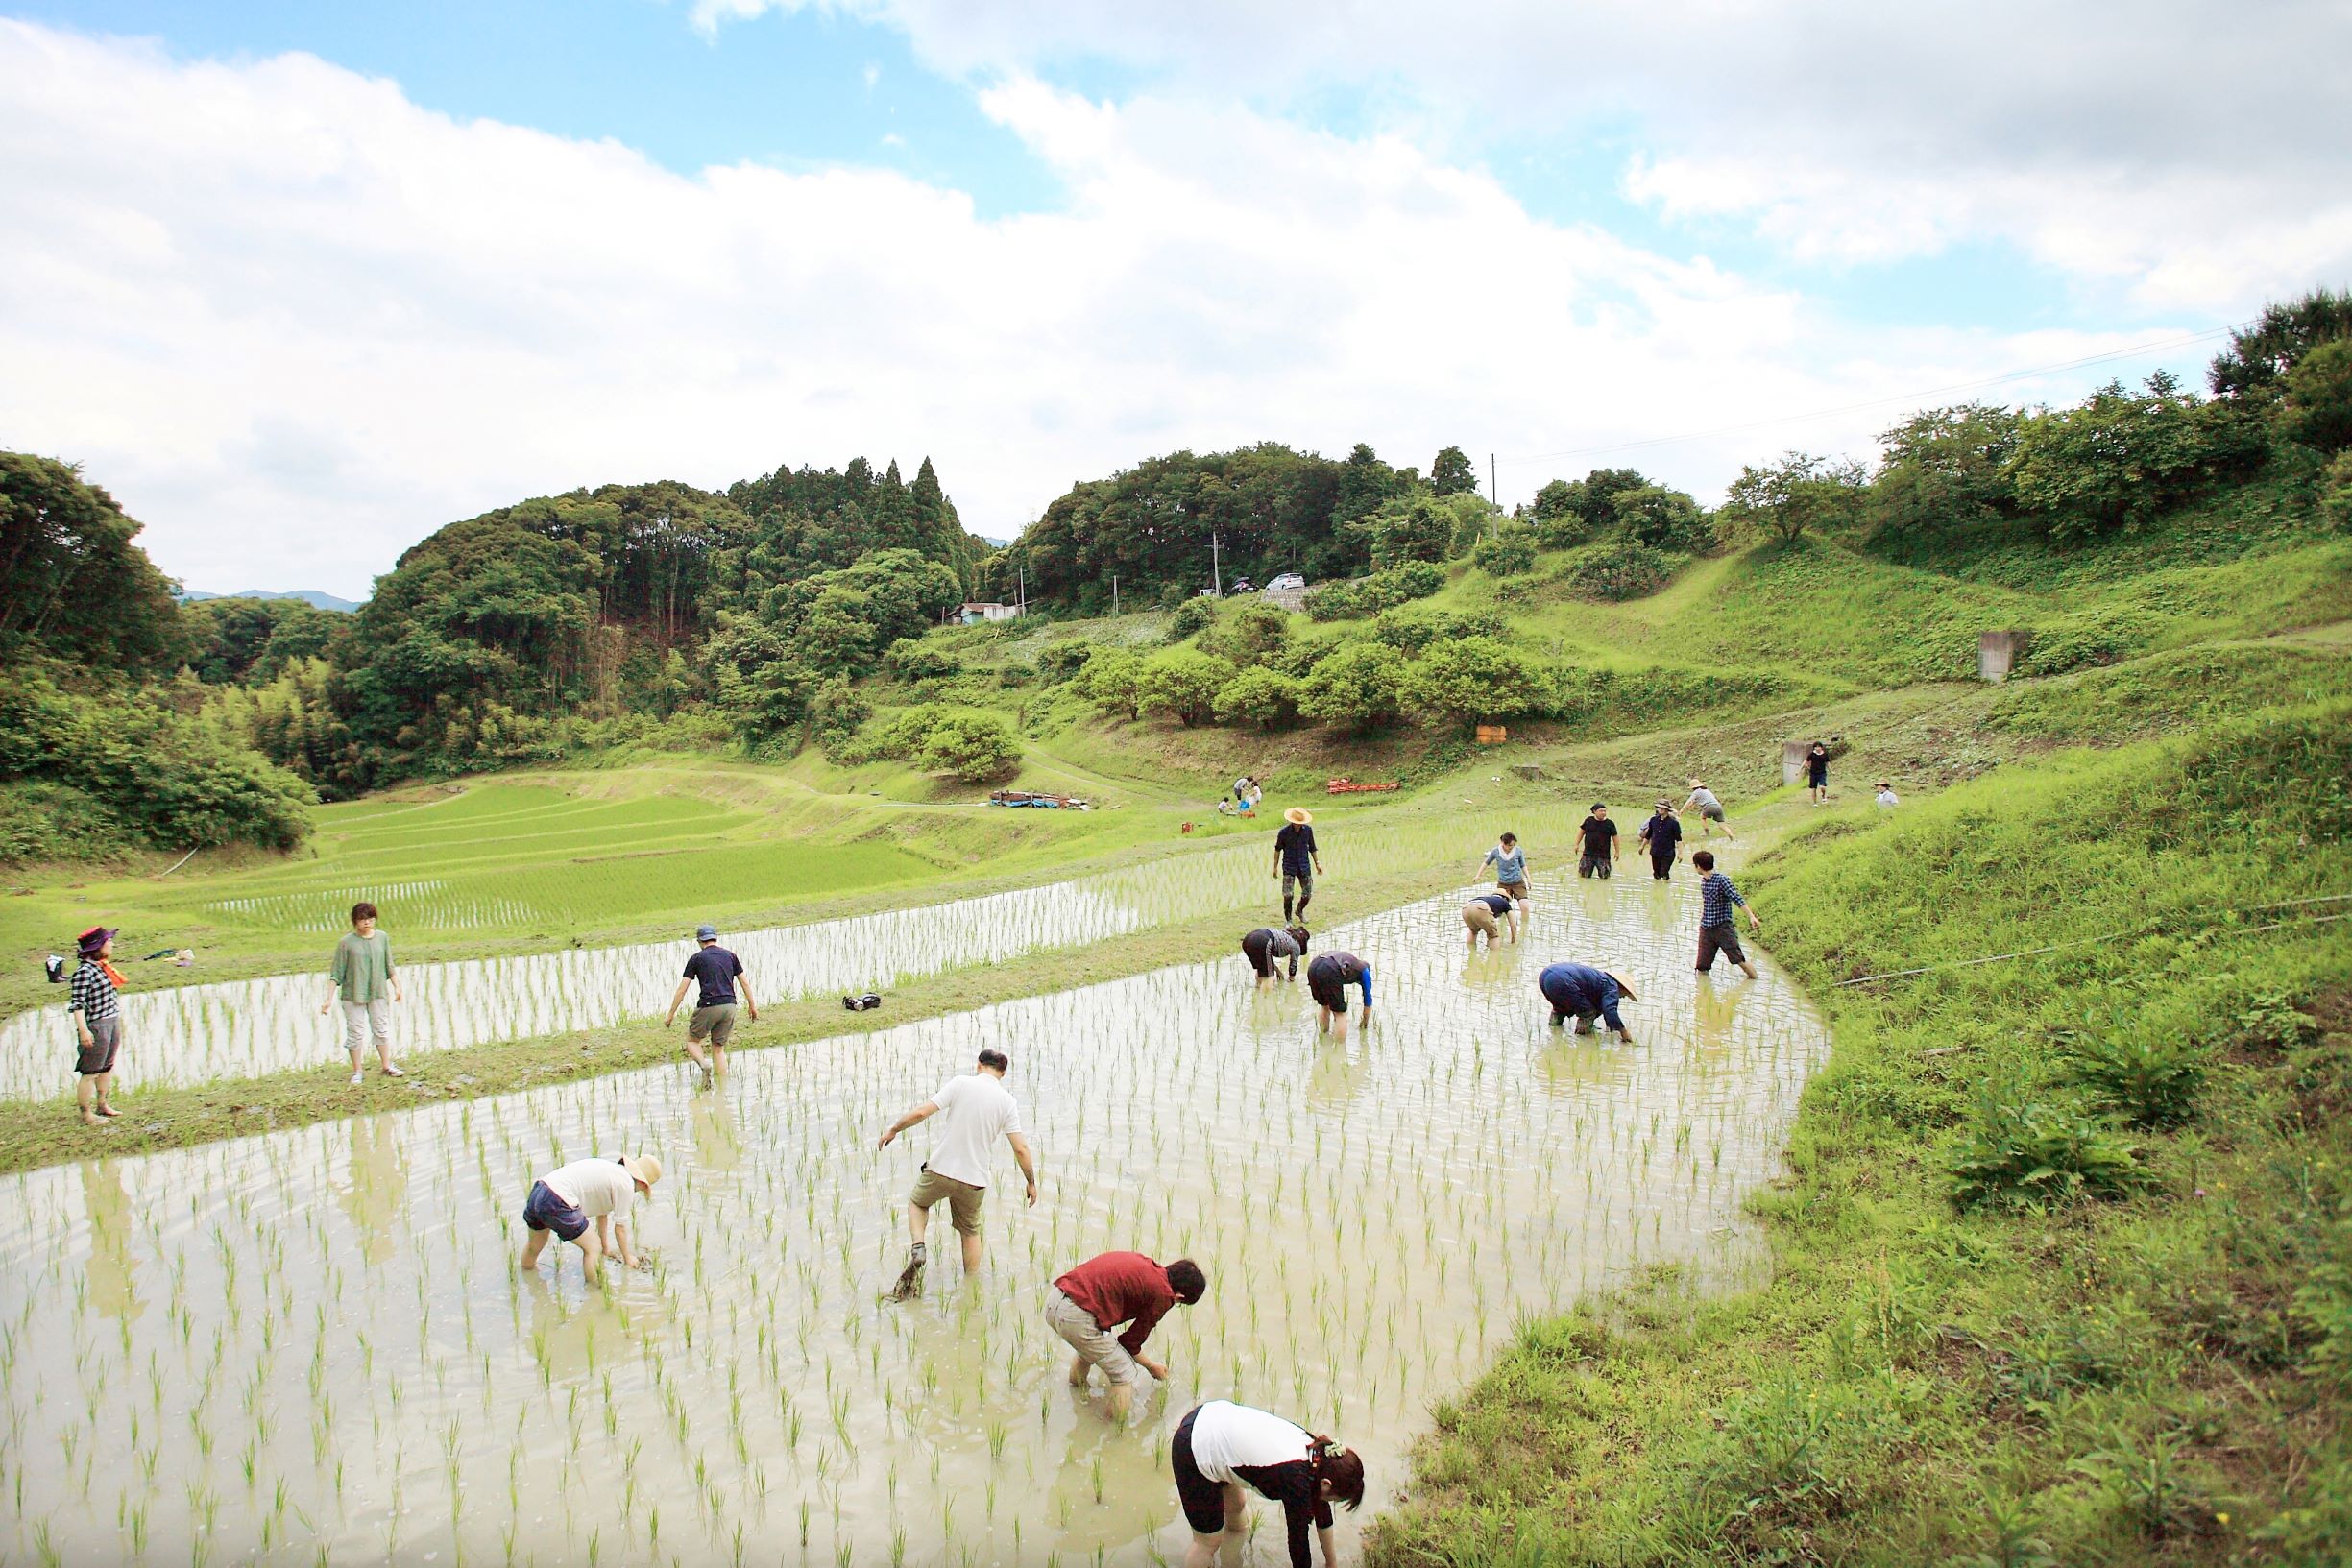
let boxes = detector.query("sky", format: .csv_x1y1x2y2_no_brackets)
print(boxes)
3,2,2348,597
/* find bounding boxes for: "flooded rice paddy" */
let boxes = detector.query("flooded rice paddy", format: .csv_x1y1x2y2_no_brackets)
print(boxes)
0,868,1830,1565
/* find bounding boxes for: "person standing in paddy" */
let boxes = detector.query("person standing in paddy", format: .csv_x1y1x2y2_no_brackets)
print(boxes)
1273,808,1322,924
1637,800,1683,880
1539,961,1639,1039
1806,741,1831,804
1463,890,1516,949
520,1151,662,1283
1682,779,1734,840
879,1048,1038,1290
1692,850,1763,979
1306,950,1372,1042
664,924,758,1086
1171,1399,1366,1568
1242,924,1311,988
1576,804,1619,880
66,926,126,1124
1048,1250,1205,1419
1480,830,1532,918
320,901,403,1086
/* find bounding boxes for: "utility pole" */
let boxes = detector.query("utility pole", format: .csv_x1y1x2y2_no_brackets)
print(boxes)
1490,452,1498,509
1110,574,1119,615
1017,563,1027,617
1211,531,1223,598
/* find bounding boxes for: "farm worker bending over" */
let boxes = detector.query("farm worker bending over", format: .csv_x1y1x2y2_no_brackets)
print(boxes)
1049,1251,1206,1419
521,1153,662,1283
1682,779,1734,840
665,924,757,1087
1692,850,1763,979
321,901,402,1086
1540,962,1638,1039
880,1047,1038,1281
1637,801,1683,880
1481,831,1533,916
1464,891,1517,949
1306,951,1372,1042
67,926,126,1125
1274,808,1321,923
1242,925,1311,987
1171,1400,1367,1568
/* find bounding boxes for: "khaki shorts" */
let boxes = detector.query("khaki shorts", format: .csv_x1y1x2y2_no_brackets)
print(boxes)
1498,880,1531,902
909,1167,985,1235
1046,1288,1145,1387
1464,903,1500,938
688,1003,738,1047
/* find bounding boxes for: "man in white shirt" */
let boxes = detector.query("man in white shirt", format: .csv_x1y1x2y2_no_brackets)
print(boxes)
1876,782,1901,808
520,1152,663,1283
879,1048,1039,1287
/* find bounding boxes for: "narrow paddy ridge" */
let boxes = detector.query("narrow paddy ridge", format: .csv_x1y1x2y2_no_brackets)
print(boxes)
0,870,1829,1565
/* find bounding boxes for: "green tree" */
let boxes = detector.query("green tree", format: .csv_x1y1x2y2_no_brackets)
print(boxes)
0,453,189,671
1400,636,1545,731
1570,540,1670,600
1138,649,1234,727
1207,600,1291,665
1168,598,1217,640
1471,523,1537,575
1611,485,1713,552
1721,451,1869,543
1429,446,1479,497
2282,339,2352,453
1213,665,1298,730
1297,641,1408,733
2007,374,2220,542
1369,495,1453,567
2208,287,2352,397
1078,647,1148,720
1868,403,2025,544
914,709,1022,782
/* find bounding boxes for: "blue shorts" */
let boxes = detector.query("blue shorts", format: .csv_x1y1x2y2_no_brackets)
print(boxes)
523,1180,588,1242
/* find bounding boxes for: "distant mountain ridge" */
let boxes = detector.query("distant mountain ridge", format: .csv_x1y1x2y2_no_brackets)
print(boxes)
182,588,361,613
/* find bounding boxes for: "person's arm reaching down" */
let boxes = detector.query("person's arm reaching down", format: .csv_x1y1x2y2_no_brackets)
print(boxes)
664,976,692,1027
877,1101,939,1147
1358,963,1373,1014
738,975,758,1022
1007,1132,1039,1206
1118,1298,1172,1374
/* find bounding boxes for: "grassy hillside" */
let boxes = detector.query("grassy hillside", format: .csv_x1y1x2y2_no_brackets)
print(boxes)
1368,709,2352,1564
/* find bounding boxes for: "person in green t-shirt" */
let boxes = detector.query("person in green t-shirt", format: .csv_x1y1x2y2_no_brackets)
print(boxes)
321,901,404,1085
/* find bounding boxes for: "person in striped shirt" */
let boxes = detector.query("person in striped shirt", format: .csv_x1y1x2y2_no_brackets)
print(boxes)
66,926,125,1124
1692,850,1762,978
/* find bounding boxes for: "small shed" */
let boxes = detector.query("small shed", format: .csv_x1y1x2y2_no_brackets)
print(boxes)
959,602,1023,625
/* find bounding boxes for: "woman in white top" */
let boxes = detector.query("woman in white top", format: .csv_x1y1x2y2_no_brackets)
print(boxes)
1171,1400,1365,1567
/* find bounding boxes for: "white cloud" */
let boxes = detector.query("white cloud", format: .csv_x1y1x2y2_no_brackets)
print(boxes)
696,1,2352,312
0,20,2202,597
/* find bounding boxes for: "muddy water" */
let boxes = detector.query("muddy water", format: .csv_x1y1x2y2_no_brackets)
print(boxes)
0,869,1829,1565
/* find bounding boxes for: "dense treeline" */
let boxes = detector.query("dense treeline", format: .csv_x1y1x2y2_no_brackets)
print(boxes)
3,289,2347,856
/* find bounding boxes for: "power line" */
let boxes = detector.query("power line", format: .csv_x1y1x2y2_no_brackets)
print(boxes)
1503,321,2248,469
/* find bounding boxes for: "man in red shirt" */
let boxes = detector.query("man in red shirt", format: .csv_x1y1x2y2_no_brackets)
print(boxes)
1048,1251,1206,1418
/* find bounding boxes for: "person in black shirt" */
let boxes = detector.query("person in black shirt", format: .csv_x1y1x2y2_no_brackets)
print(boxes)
1463,890,1516,949
1273,808,1321,922
1637,801,1683,880
663,923,758,1086
1806,741,1831,803
1576,804,1619,879
1241,925,1311,987
1305,952,1371,1042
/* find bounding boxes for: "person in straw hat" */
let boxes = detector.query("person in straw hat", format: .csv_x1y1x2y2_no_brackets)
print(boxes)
1538,960,1639,1040
1273,807,1322,924
520,1151,663,1281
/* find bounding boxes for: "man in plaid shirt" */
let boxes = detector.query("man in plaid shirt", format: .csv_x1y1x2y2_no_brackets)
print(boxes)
1691,851,1762,979
67,926,125,1123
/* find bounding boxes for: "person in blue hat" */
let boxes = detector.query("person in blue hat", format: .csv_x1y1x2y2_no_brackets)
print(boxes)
663,924,758,1085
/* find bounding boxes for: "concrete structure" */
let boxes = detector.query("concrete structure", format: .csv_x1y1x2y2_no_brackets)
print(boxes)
959,602,1023,625
1978,630,2030,683
1782,736,1850,787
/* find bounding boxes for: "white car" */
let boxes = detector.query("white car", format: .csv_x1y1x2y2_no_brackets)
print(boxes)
1267,572,1306,591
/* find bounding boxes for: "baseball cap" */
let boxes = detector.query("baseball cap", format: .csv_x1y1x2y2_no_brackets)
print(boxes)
694,924,718,941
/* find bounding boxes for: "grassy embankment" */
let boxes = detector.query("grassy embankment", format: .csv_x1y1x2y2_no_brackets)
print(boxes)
1368,693,2352,1562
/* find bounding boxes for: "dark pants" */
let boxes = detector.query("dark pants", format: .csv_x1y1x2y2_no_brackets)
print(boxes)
1650,851,1673,880
1696,921,1747,971
523,1181,589,1242
1171,1406,1224,1534
1242,929,1278,979
1578,854,1612,879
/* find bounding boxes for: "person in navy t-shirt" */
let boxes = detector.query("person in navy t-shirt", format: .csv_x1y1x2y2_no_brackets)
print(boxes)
664,923,758,1085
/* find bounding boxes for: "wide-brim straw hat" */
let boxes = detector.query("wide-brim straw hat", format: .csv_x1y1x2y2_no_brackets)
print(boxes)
1284,807,1313,825
622,1153,663,1191
1605,970,1640,1003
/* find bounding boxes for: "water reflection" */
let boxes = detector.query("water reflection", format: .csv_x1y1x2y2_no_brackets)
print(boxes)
0,869,1830,1566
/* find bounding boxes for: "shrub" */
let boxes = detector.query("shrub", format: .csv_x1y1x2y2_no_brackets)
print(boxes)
1368,495,1453,567
1569,540,1671,601
882,638,960,681
1297,641,1408,733
2321,449,2352,532
1948,1086,2147,1210
1077,646,1146,720
1612,484,1714,552
1470,524,1537,576
2059,1024,2211,1128
1213,666,1298,730
1167,598,1217,640
2282,338,2352,452
1137,648,1234,727
1400,636,1546,731
913,709,1022,782
1301,561,1446,621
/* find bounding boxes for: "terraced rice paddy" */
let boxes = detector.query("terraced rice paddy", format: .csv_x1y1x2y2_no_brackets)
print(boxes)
0,870,1830,1564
